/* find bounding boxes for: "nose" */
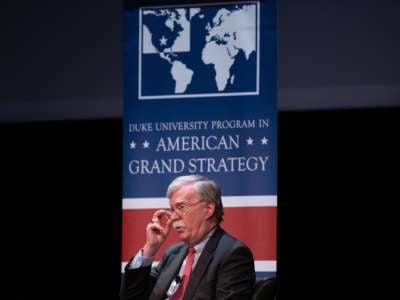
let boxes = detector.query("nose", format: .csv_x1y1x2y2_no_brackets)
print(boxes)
169,209,181,220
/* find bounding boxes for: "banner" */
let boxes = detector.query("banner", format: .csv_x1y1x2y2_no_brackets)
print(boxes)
123,0,277,277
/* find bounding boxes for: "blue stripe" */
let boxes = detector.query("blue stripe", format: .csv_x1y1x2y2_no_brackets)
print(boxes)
256,271,276,279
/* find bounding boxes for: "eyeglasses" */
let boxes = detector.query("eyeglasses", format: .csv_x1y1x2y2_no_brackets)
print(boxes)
168,201,204,217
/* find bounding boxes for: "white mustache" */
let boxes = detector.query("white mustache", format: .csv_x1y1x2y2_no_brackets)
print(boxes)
172,221,185,229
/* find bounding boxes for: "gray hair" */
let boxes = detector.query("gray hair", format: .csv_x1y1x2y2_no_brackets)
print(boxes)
166,175,224,223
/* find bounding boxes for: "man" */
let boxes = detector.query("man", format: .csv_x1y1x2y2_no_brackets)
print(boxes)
120,175,255,300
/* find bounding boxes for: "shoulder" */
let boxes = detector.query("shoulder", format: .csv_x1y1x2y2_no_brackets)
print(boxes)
216,229,254,260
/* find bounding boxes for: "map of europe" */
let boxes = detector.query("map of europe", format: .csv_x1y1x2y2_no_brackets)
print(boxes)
140,2,259,99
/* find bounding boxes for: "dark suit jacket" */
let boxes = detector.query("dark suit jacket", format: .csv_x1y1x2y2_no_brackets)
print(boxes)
120,227,255,300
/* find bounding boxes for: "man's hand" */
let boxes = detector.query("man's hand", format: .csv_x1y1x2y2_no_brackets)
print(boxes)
143,210,172,257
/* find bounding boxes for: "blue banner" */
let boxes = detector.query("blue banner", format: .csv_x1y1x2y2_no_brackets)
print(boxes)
123,0,277,274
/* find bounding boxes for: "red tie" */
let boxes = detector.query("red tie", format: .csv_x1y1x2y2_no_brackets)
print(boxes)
171,247,196,300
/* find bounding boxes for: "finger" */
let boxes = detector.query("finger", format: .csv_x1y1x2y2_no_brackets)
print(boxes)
165,216,173,226
152,210,171,224
153,209,170,219
148,223,166,235
163,219,172,235
160,211,172,226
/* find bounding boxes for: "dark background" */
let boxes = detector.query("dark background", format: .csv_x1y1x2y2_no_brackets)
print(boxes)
1,0,399,120
3,108,398,299
1,0,399,299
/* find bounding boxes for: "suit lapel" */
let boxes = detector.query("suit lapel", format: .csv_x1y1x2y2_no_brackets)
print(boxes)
149,244,188,300
183,227,224,300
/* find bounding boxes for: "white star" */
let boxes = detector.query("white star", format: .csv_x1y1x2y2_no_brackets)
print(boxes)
159,36,168,46
129,141,136,149
261,137,269,145
143,140,150,149
246,137,254,145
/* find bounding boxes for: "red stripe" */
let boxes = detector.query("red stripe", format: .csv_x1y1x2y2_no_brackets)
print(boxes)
122,207,276,261
222,207,276,259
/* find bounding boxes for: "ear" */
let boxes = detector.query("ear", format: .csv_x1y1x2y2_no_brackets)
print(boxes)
205,202,215,219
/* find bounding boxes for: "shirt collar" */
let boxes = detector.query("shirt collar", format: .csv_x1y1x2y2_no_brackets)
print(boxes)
193,227,217,254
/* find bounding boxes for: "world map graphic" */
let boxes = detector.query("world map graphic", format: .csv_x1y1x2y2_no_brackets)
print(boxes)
140,2,259,99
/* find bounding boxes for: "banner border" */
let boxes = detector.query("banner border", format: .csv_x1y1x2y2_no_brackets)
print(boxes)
138,1,260,100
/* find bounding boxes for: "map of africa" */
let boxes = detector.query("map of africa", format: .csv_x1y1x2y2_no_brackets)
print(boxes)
140,2,259,99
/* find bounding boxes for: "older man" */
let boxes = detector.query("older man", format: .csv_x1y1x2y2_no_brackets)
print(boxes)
120,175,255,300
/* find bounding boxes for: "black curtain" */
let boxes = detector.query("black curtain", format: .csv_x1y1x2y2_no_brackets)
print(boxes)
2,108,398,299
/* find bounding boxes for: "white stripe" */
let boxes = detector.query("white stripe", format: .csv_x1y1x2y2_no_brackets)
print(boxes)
222,196,277,207
254,260,277,272
139,92,259,100
123,198,169,209
123,195,277,209
256,0,260,94
139,1,259,10
121,260,276,273
138,9,142,100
